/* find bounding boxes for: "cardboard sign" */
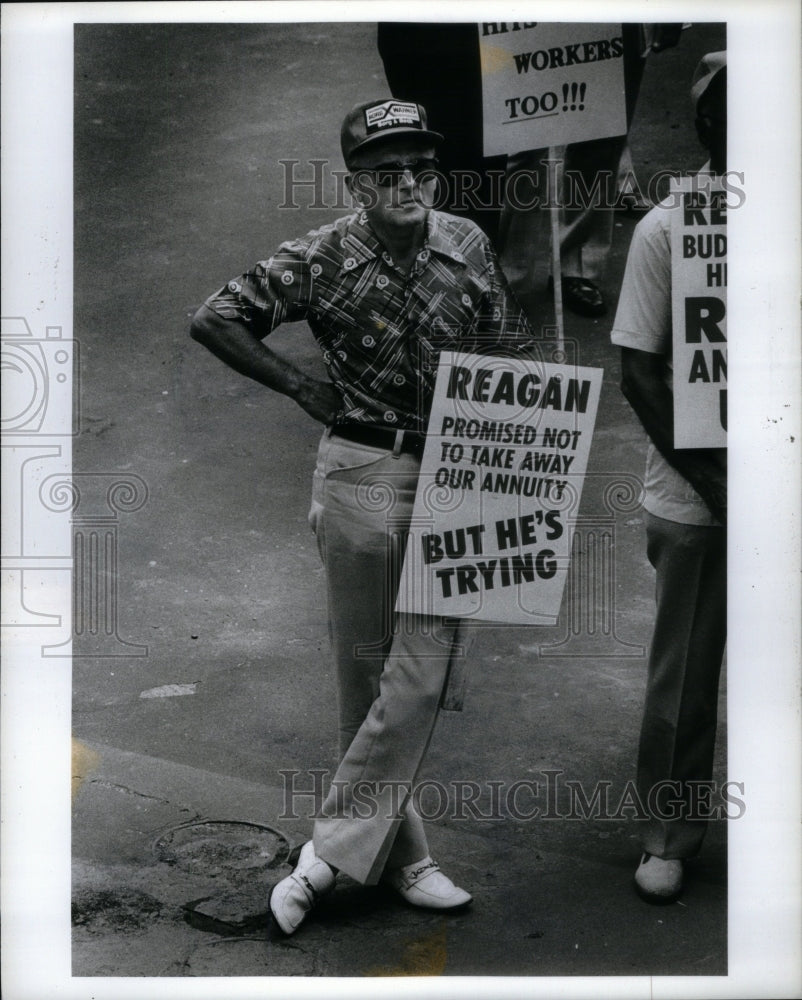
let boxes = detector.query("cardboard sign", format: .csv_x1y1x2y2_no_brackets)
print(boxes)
478,22,627,155
671,176,728,449
396,352,603,624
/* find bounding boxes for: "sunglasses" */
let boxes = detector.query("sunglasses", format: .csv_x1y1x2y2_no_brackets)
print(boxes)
351,157,440,187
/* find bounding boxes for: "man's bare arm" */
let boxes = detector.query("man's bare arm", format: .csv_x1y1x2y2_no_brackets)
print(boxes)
620,346,727,524
190,303,341,425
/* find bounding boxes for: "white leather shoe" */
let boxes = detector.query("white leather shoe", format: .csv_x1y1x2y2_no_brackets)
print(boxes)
269,841,336,934
634,853,684,902
384,857,472,910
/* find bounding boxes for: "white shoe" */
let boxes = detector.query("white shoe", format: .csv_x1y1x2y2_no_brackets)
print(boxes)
269,841,336,934
634,853,684,902
384,856,472,910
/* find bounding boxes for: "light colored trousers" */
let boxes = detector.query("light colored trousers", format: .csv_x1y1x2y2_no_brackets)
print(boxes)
637,513,727,859
307,431,460,885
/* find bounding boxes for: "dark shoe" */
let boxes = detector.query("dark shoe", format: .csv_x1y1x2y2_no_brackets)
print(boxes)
548,275,607,318
269,840,336,934
383,856,472,909
634,853,684,903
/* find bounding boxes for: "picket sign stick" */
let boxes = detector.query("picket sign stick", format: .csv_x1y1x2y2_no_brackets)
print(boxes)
548,147,565,353
440,623,469,713
444,148,561,707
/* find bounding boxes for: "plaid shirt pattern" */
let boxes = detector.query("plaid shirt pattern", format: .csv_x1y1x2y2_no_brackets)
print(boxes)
204,210,536,431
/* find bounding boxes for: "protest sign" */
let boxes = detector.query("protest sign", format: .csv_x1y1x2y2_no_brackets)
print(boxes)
478,22,627,155
396,352,603,624
671,176,728,448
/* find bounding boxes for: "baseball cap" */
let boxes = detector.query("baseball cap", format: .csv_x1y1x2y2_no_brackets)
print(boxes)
341,99,443,164
691,51,726,108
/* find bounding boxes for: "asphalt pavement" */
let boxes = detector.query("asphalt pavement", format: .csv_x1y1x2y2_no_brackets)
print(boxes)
71,20,730,980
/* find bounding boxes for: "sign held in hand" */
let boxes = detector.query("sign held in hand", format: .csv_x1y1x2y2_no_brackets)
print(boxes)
396,352,603,624
479,22,627,155
671,176,728,449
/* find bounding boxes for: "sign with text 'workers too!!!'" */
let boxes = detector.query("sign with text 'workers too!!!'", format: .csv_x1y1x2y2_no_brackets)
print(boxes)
478,22,627,155
671,177,728,449
396,354,603,624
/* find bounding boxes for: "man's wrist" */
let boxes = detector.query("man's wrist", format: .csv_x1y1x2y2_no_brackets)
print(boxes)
278,365,307,401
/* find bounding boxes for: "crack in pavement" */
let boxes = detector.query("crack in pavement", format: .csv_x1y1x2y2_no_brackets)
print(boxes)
87,778,200,817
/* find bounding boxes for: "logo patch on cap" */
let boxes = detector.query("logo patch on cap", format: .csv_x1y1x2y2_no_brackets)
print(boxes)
364,100,422,135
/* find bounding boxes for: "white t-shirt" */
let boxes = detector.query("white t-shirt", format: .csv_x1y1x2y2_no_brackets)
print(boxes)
611,194,721,527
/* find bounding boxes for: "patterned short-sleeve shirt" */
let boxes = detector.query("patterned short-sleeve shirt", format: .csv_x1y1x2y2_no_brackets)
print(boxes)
204,210,536,431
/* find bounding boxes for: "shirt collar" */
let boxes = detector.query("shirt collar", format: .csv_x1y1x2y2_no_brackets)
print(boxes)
424,212,468,265
336,212,382,274
339,210,467,275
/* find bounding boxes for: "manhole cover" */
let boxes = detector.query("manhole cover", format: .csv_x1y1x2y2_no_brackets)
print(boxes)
153,821,290,882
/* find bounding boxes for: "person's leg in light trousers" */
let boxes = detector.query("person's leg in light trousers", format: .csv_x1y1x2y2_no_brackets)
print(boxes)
636,512,727,859
307,433,458,883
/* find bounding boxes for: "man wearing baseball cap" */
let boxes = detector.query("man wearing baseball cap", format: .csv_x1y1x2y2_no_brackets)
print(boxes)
610,53,728,901
191,98,536,933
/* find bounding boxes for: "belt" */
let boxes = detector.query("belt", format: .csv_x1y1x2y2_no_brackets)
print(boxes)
330,422,426,459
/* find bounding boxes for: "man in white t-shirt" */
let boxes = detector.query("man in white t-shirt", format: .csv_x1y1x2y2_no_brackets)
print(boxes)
610,52,727,901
